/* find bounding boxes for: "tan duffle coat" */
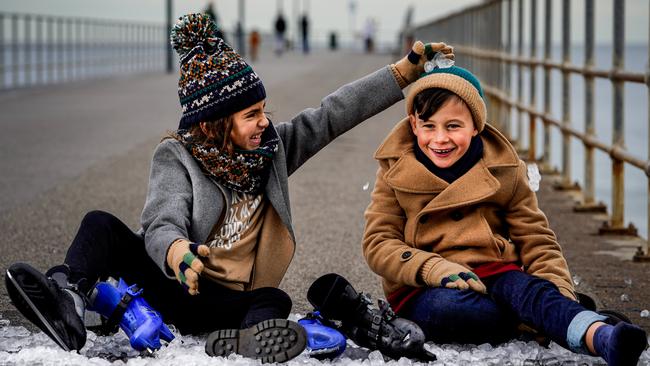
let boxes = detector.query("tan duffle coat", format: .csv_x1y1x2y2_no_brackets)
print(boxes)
363,119,577,300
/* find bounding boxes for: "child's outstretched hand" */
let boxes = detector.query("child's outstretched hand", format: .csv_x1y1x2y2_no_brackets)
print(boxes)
166,239,210,295
424,259,487,294
393,40,455,87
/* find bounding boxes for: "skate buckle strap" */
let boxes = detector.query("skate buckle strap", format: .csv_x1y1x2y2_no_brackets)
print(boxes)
106,284,142,330
377,299,396,320
369,313,382,344
358,293,382,346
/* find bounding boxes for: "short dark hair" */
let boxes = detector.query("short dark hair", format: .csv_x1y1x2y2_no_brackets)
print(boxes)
412,88,465,121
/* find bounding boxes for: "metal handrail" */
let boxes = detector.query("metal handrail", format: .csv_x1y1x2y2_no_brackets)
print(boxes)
0,12,168,90
407,0,650,253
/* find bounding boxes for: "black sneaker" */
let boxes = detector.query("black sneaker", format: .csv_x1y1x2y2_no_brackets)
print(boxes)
205,319,306,363
5,263,86,351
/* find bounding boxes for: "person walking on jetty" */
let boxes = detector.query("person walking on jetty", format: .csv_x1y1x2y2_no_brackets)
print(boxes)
249,29,261,62
274,13,287,56
5,13,454,363
363,62,648,366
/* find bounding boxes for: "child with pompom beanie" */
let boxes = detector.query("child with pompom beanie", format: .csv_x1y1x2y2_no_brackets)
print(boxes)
363,64,647,366
5,13,454,362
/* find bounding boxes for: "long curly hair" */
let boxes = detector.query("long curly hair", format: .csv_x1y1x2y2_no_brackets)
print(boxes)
166,115,235,154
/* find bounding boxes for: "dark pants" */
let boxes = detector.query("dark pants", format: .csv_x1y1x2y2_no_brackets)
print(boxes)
401,270,587,349
64,210,292,335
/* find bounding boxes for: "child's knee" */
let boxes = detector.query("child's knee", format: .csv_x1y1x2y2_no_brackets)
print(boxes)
257,287,292,315
81,210,119,230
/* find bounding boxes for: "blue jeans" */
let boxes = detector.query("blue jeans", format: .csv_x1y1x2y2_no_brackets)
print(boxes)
401,270,604,352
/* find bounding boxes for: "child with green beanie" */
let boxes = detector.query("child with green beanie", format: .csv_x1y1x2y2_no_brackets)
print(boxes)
363,64,647,366
5,13,454,363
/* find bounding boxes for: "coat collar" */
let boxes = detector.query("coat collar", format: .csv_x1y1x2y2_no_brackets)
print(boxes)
375,119,520,211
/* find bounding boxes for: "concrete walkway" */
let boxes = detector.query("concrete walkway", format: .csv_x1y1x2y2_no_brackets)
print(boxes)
0,50,648,336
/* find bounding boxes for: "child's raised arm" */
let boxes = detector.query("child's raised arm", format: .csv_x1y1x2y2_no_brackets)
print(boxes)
275,42,454,176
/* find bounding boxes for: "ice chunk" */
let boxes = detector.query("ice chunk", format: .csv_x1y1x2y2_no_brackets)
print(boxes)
362,182,370,191
527,163,541,192
624,278,632,287
641,309,650,318
620,293,630,302
572,275,582,286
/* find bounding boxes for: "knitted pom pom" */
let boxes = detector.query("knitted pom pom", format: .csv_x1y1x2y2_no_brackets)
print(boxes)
170,13,220,58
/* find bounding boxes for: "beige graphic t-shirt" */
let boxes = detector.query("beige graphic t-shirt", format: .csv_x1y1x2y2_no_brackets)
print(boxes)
202,191,267,290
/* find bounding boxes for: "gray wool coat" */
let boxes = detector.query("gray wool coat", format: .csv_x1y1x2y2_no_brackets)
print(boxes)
140,66,404,287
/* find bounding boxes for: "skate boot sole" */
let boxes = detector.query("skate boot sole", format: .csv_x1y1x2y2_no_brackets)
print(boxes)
205,319,306,363
6,268,70,351
5,264,84,351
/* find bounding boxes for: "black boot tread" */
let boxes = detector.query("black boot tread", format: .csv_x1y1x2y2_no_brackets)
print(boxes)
205,318,306,363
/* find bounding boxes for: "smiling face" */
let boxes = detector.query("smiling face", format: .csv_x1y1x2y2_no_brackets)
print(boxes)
409,96,478,169
229,100,269,150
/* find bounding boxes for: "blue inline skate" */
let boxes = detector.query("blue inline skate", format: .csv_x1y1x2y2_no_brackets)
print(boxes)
298,311,347,360
88,278,174,353
6,263,173,354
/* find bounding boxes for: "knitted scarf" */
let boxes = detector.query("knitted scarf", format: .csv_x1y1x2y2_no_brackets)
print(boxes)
413,135,484,183
178,127,279,194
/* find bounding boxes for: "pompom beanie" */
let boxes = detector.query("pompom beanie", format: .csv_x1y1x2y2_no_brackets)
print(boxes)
171,13,266,129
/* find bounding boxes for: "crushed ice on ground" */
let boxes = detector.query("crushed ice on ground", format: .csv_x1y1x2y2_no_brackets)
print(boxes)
572,275,582,286
625,278,633,287
641,309,650,318
0,314,649,366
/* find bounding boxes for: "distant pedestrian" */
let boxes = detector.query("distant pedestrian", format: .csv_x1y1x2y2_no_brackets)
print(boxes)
329,31,338,51
5,13,455,363
363,18,376,53
248,29,261,62
363,55,648,366
274,13,287,56
203,1,227,43
300,14,310,54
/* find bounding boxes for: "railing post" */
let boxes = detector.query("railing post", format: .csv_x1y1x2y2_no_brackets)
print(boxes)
24,14,31,86
66,18,73,81
575,0,606,213
35,16,43,85
528,0,537,162
611,0,625,228
600,0,636,235
557,0,575,190
11,14,19,88
57,17,64,82
47,17,53,84
637,0,650,260
635,0,650,259
0,13,5,89
166,0,173,73
505,0,513,139
541,0,552,172
75,18,82,80
495,1,504,132
516,0,524,149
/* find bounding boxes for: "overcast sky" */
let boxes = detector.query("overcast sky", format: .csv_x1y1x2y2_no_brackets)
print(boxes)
0,0,648,45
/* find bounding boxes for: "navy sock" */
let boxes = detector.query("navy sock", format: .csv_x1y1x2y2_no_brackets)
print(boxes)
593,322,647,366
